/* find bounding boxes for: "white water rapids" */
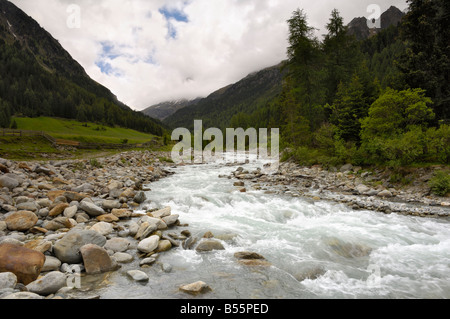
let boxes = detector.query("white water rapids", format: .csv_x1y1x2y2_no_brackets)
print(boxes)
96,156,450,299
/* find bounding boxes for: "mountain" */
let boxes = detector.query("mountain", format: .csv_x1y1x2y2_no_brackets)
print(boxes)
0,0,164,135
142,98,202,121
348,6,405,40
150,7,405,130
162,63,285,130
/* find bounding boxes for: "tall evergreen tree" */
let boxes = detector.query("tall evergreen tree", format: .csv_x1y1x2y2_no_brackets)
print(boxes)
323,9,362,103
398,0,450,121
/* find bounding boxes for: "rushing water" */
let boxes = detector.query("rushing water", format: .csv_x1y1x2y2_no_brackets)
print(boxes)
95,157,450,299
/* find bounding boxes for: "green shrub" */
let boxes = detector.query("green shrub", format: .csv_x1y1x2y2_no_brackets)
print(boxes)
89,158,103,168
425,125,450,164
429,171,450,197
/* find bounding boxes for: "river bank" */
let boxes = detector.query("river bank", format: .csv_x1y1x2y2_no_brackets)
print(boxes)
0,151,193,299
224,160,450,218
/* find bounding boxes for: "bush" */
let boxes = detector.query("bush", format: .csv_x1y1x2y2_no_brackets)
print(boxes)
429,171,450,197
425,125,450,164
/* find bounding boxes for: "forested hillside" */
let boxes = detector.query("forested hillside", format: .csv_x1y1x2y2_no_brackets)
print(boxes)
0,0,164,136
163,63,284,131
232,1,449,168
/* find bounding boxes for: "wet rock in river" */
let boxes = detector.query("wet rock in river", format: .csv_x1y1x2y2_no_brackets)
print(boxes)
127,270,149,282
80,244,119,275
137,235,160,254
179,281,211,295
195,239,225,252
326,237,372,258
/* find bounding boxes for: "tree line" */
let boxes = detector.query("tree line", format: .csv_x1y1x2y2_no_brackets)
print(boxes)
231,0,449,167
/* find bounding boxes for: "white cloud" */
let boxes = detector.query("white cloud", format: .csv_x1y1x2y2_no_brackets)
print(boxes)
10,0,408,110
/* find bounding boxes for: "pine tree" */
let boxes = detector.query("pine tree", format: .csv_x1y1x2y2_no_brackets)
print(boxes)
323,9,362,103
398,0,450,121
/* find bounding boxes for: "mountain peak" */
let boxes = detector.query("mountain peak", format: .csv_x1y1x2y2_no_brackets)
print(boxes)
347,5,405,40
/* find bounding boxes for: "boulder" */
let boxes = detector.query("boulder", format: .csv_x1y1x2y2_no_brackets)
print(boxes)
63,191,85,202
234,251,265,260
5,211,38,231
140,215,167,230
133,191,147,204
16,201,39,212
127,270,149,282
53,230,106,264
340,163,353,172
23,239,52,254
0,243,45,285
42,217,73,231
378,190,393,198
0,163,9,173
26,271,67,296
97,214,119,223
135,222,158,240
356,184,371,195
80,244,119,275
139,257,156,267
156,240,172,253
63,205,78,218
150,207,171,218
195,239,225,252
41,256,62,272
179,281,211,295
79,200,105,217
0,272,17,290
90,222,113,236
111,208,132,219
137,235,160,253
113,252,134,264
162,214,179,227
49,203,70,217
0,175,19,190
2,292,44,299
104,238,131,252
102,199,121,210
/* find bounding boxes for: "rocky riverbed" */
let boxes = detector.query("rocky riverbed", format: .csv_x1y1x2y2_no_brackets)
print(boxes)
0,151,205,299
224,161,450,218
1,151,449,299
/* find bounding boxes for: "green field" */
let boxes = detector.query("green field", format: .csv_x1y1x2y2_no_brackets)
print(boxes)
12,117,158,145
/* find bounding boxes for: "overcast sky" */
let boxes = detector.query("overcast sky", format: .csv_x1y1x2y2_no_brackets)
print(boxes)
11,0,408,111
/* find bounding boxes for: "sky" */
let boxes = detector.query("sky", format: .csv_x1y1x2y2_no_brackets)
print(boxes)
10,0,408,111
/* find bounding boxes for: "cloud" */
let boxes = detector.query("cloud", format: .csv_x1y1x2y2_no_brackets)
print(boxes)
10,0,408,110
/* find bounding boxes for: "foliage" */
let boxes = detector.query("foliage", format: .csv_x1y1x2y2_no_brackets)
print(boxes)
429,170,450,197
397,0,450,120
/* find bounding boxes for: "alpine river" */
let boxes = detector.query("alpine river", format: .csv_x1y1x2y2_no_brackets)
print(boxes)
96,156,450,299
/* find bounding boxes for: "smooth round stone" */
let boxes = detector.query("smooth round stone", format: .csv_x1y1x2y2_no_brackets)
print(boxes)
127,270,149,282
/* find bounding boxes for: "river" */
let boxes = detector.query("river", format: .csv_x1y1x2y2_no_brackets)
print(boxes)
94,156,450,299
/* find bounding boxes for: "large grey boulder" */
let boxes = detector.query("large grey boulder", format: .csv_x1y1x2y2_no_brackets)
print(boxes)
26,271,67,296
79,200,105,217
53,230,107,264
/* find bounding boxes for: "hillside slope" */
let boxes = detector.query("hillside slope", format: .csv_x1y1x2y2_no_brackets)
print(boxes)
0,0,164,135
163,63,285,130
